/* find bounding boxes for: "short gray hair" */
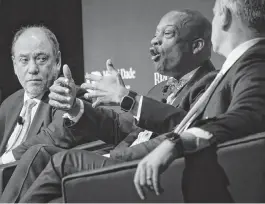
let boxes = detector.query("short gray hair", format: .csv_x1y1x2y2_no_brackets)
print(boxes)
11,25,60,56
217,0,265,33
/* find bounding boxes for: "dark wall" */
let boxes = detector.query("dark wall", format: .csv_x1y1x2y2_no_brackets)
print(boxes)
82,0,226,94
0,0,84,101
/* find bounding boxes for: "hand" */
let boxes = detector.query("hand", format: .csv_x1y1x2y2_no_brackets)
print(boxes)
81,59,128,108
134,139,178,200
49,64,77,111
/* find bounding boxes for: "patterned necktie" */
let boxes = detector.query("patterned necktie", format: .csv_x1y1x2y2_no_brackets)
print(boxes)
5,99,37,152
167,79,189,105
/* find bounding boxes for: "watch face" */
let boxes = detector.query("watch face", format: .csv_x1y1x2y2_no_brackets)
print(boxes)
121,96,134,111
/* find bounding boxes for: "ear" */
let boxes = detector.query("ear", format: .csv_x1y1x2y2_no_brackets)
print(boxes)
11,55,17,75
56,51,61,72
221,7,232,31
192,38,205,55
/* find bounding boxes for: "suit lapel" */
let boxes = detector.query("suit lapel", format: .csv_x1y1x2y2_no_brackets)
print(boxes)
26,92,50,140
0,92,24,154
172,60,215,107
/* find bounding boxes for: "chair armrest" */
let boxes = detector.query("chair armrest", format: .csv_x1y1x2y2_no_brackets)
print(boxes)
73,140,114,151
0,161,18,196
217,132,265,149
62,158,185,203
62,132,265,203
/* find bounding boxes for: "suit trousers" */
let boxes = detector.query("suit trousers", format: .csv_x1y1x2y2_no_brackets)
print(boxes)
19,149,123,203
0,144,64,203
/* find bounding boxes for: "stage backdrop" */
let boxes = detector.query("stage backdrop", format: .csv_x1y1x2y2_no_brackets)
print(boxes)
82,0,225,94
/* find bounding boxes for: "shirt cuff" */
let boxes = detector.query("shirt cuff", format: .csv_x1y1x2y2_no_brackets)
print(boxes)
133,95,143,122
180,127,213,153
103,153,110,158
1,151,16,164
63,99,84,123
185,127,213,140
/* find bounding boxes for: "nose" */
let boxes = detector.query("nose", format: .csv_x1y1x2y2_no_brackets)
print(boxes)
28,59,39,74
151,35,162,46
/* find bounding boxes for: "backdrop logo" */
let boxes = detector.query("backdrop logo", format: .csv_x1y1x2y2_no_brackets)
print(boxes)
89,67,136,89
154,73,168,85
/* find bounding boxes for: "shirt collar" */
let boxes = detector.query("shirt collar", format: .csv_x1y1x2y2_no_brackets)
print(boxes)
169,66,200,83
221,37,265,74
24,92,43,104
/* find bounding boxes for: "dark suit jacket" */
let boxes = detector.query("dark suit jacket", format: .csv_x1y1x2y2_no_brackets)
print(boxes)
71,60,215,161
138,39,265,146
0,89,86,160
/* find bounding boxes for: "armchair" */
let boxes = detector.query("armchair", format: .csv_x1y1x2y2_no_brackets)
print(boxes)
62,132,265,202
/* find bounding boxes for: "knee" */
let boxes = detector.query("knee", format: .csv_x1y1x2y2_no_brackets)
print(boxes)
51,149,89,167
25,144,51,155
51,149,75,166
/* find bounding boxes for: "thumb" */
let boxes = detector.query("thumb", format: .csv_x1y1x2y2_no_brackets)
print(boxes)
106,59,117,73
92,98,103,108
63,64,73,80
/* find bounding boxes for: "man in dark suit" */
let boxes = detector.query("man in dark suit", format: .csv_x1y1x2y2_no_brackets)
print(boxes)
0,26,86,165
132,0,265,202
0,10,216,202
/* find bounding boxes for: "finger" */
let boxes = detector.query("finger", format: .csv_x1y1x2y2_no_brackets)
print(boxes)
92,97,104,108
106,59,125,87
85,74,102,82
106,59,117,73
146,166,153,190
54,77,68,85
134,165,145,200
63,64,73,80
118,74,126,87
80,83,96,90
84,91,107,99
49,92,71,104
54,77,71,89
49,85,70,95
139,164,146,187
152,167,160,196
49,99,71,110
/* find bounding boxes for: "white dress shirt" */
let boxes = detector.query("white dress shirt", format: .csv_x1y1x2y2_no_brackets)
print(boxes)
1,93,42,164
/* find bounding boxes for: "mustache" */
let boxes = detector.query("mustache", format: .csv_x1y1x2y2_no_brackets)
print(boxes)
150,46,160,56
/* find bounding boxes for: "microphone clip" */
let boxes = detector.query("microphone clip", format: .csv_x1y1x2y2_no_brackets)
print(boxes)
17,116,24,125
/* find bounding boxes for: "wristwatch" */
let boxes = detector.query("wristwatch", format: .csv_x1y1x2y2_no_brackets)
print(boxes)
166,132,184,156
120,90,137,112
166,132,181,143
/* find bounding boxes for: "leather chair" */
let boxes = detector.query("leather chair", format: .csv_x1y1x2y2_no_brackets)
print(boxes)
62,132,265,203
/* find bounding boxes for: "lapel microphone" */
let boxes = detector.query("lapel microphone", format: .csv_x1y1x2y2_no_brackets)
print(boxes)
162,85,169,93
161,98,167,103
17,116,24,125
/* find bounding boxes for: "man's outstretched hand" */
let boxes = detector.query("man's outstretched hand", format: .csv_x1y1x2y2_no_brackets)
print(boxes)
81,59,128,108
49,64,77,112
134,139,178,200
